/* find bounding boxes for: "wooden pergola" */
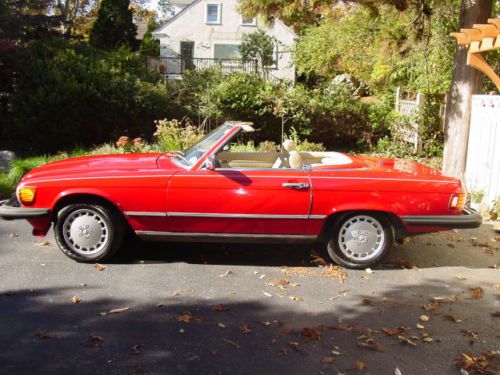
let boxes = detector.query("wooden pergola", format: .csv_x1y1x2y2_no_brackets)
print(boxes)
451,18,500,91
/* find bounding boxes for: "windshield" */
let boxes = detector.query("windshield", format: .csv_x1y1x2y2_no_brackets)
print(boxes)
174,123,234,168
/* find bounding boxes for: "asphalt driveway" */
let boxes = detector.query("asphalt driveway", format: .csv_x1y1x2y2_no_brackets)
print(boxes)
0,220,499,375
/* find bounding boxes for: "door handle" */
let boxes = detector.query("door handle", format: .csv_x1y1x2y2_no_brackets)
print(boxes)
282,182,309,189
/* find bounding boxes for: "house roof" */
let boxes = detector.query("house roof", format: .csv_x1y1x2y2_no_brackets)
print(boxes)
152,0,202,36
152,0,298,38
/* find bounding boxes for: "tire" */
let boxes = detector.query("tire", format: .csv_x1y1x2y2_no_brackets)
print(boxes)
325,212,394,269
54,203,124,263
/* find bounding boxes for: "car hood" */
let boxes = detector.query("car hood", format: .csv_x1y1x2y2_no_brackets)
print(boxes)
22,153,173,182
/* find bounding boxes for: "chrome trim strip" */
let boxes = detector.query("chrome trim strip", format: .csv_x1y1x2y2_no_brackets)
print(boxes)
173,174,455,184
166,212,309,219
136,230,316,240
125,211,327,219
125,211,167,217
309,215,327,219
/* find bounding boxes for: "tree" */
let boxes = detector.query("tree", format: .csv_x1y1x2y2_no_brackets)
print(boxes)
139,20,160,56
89,0,137,50
240,30,275,78
442,0,493,179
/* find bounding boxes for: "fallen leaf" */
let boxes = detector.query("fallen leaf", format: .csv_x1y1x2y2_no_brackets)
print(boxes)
93,263,106,271
88,333,104,342
218,270,232,277
331,350,341,356
423,337,433,343
177,311,193,323
321,265,348,282
416,324,425,329
422,300,441,313
211,304,229,312
398,335,417,347
7,232,18,238
456,275,467,280
223,339,240,349
217,323,226,328
461,329,479,341
322,356,334,364
394,367,403,375
131,344,142,355
420,315,430,322
36,240,50,247
70,296,81,304
240,324,252,334
447,243,455,248
310,250,329,266
289,296,302,302
381,327,411,336
107,307,130,314
35,330,57,339
356,361,368,370
278,278,290,286
365,268,373,274
263,292,273,298
300,327,321,343
470,287,484,300
455,351,495,374
288,341,308,355
444,314,462,323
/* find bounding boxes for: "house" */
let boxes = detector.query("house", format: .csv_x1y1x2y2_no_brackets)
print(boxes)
152,0,298,81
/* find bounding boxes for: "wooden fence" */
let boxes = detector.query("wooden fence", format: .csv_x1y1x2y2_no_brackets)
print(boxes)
465,95,500,209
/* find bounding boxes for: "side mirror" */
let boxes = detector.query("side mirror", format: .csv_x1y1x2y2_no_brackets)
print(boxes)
206,155,216,170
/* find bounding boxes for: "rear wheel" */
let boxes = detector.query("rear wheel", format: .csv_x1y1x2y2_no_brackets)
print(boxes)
325,213,393,269
54,203,124,262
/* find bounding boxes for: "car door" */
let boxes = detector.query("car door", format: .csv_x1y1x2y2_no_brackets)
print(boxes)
165,168,311,236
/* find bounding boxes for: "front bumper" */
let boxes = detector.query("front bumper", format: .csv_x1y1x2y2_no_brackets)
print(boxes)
401,207,482,229
0,196,50,220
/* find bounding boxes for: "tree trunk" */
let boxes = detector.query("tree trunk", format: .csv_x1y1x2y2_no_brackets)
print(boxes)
442,0,492,179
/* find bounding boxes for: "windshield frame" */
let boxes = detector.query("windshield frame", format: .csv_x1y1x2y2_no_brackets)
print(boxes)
171,123,240,170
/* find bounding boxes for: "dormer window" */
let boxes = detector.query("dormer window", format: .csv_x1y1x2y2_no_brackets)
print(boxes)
241,16,257,26
206,3,221,24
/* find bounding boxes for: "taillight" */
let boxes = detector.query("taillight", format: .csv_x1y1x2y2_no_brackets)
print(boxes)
449,193,465,212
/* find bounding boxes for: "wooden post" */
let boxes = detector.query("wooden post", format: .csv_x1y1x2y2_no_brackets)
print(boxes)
416,93,425,153
395,87,401,112
442,0,493,179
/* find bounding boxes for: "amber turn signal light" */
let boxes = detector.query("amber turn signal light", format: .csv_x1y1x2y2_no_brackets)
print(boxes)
18,186,36,205
449,193,465,212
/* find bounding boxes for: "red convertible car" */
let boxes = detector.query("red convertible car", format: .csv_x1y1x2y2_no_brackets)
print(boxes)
0,122,481,268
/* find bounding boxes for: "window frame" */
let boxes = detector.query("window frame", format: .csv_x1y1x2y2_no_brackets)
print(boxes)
206,3,222,25
241,16,257,26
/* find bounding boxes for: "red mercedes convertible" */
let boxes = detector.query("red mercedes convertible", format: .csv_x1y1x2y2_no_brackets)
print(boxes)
0,122,481,268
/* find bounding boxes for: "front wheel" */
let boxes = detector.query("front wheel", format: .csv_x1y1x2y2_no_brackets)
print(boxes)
54,204,124,262
325,213,394,269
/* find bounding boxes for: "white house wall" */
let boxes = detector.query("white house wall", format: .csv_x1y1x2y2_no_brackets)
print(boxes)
153,0,297,81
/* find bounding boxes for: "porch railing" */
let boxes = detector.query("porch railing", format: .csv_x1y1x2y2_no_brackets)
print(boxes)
147,56,258,76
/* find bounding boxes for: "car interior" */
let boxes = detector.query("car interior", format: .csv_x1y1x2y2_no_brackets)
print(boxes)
216,140,354,169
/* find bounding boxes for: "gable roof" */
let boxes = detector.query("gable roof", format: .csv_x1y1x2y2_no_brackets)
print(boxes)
152,0,202,36
152,0,298,39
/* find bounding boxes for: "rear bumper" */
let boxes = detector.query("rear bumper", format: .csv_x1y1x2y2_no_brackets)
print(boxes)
401,207,482,229
0,199,50,220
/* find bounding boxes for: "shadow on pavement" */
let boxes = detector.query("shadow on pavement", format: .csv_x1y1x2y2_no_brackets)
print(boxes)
1,279,498,374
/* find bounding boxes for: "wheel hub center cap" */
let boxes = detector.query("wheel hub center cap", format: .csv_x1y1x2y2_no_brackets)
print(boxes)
69,216,104,249
351,230,369,244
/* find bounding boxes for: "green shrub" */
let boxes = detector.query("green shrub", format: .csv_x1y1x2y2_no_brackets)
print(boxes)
7,38,171,154
0,173,12,199
154,118,204,152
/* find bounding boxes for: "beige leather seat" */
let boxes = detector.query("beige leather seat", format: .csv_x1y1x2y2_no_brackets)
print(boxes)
282,140,304,169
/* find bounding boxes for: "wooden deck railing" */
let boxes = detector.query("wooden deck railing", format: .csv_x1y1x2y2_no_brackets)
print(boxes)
147,57,258,76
